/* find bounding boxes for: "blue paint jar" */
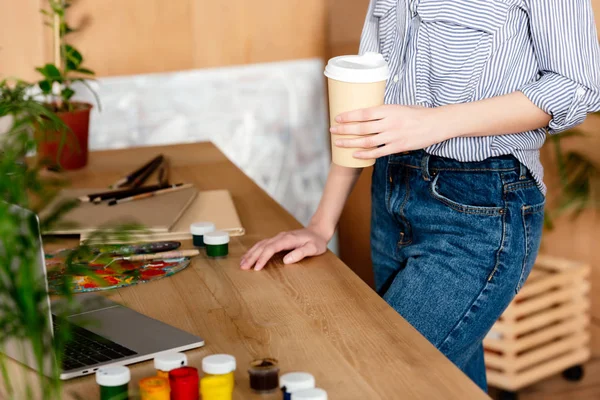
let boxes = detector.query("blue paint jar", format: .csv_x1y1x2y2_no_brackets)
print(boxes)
280,372,315,400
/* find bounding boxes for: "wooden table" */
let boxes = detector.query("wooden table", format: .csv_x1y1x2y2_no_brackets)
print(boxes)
6,143,489,399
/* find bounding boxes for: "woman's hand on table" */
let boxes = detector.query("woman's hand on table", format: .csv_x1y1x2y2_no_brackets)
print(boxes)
240,225,331,271
330,105,450,159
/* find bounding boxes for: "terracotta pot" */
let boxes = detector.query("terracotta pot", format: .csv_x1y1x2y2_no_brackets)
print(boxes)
37,102,92,170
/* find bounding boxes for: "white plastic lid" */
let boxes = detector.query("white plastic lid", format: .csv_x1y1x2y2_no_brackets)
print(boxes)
291,388,328,400
324,52,390,83
202,354,236,374
204,230,230,245
154,352,188,372
280,372,316,392
190,221,216,235
96,366,131,387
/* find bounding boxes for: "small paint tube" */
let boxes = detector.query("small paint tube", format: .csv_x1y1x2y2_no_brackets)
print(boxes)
204,231,230,258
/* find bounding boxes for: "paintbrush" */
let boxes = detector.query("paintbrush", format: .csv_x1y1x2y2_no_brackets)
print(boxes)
119,249,200,261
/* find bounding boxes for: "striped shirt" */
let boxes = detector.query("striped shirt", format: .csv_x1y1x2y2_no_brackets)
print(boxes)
359,0,600,193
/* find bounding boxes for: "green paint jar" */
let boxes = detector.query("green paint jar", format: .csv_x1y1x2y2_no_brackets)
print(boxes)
204,231,230,258
96,366,130,400
190,222,216,247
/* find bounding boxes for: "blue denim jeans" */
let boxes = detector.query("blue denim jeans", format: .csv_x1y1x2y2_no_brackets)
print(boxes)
370,151,545,391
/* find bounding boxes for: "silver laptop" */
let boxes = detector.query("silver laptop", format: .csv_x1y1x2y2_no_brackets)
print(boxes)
2,206,204,380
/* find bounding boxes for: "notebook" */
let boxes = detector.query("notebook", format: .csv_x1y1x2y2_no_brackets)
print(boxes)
40,187,198,235
79,190,245,244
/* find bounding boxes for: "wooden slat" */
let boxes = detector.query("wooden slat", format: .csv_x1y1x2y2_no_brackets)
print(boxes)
516,267,588,300
511,282,589,319
484,352,511,371
513,332,590,372
534,255,586,273
513,316,588,354
488,348,591,392
511,300,589,336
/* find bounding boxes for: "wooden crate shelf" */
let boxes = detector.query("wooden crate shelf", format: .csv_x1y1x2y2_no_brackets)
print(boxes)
484,255,591,392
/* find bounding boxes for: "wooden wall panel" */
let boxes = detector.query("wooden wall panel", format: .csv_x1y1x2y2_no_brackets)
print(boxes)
0,0,46,82
192,0,327,68
0,0,327,79
65,0,196,76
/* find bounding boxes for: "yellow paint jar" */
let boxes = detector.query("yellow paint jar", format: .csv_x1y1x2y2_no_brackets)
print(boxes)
202,354,236,396
201,374,232,400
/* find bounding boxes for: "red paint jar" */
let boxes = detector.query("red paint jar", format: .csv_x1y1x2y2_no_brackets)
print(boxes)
169,366,199,400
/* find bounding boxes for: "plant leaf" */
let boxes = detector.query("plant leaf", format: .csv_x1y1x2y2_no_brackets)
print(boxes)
62,87,75,101
38,80,52,94
64,45,83,70
37,64,63,82
74,68,95,76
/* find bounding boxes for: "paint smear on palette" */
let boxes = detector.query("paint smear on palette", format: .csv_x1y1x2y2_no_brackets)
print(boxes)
45,250,191,294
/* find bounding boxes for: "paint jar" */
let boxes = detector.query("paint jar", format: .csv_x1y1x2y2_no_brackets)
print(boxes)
139,376,170,400
248,358,280,393
96,365,130,400
154,352,188,379
291,388,328,400
169,366,199,400
200,374,232,400
190,222,216,247
204,231,230,258
202,354,236,391
280,372,316,400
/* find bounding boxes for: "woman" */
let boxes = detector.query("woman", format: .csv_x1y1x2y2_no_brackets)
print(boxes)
241,0,600,390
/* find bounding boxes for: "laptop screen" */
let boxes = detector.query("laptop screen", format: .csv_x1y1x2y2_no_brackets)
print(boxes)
0,204,55,372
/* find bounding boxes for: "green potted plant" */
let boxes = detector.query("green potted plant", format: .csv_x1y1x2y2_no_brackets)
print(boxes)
0,79,135,399
544,125,599,227
36,0,99,170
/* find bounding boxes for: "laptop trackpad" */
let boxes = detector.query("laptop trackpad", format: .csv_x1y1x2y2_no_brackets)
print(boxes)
69,307,199,354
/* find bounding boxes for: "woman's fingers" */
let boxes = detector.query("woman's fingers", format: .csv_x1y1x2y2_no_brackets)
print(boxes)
335,132,391,149
283,242,318,265
353,141,404,159
330,120,384,135
335,106,387,123
253,234,301,271
240,240,268,270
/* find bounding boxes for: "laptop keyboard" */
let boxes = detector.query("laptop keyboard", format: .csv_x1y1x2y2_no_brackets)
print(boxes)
53,315,137,371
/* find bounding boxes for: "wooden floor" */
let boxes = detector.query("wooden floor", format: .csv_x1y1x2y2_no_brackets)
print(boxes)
489,324,600,399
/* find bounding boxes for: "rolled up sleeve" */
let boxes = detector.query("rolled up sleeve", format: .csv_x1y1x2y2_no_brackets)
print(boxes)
520,0,600,134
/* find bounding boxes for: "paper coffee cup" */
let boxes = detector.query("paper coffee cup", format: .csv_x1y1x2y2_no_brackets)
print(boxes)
324,52,390,168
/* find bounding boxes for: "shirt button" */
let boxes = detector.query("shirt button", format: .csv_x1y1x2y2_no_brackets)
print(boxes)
393,75,399,83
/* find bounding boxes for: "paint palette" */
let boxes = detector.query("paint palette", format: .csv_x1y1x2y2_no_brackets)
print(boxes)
45,249,191,294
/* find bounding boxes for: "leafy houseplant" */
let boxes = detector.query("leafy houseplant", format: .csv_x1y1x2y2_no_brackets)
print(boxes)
544,123,600,228
36,0,99,170
0,80,138,399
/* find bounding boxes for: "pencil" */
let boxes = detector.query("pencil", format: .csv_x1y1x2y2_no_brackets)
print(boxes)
122,249,200,261
107,183,194,206
79,183,183,203
109,155,164,189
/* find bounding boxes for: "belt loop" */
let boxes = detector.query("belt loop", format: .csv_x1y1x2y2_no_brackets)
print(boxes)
519,162,527,180
421,153,431,181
